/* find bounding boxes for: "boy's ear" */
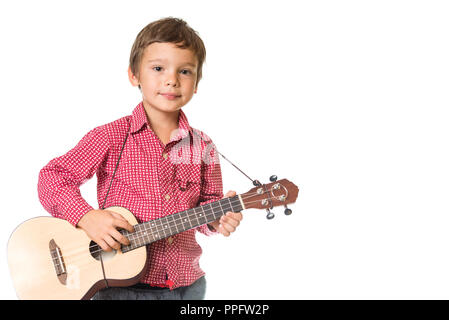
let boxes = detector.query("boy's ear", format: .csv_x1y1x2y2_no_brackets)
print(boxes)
128,66,140,87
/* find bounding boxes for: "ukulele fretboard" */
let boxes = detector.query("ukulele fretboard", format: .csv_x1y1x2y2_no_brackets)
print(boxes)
120,195,243,253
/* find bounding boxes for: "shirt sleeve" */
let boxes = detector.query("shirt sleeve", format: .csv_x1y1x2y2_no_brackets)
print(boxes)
37,126,110,227
196,141,223,236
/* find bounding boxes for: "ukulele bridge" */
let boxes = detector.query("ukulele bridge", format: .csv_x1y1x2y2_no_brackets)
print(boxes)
49,239,67,285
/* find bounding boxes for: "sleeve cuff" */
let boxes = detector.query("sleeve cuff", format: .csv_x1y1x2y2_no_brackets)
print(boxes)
197,223,219,236
196,198,221,236
64,200,95,227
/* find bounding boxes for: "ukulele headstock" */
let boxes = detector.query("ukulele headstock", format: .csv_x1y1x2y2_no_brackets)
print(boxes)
240,176,299,219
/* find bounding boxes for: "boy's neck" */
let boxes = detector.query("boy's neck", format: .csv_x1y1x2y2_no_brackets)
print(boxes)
142,101,180,145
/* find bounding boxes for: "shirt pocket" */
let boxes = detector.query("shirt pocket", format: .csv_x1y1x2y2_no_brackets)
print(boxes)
176,174,201,211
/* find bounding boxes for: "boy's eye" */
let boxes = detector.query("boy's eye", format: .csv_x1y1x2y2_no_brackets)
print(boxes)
152,66,192,74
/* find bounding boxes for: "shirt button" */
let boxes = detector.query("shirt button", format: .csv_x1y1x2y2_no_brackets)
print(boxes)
167,237,174,244
164,194,171,201
162,152,168,159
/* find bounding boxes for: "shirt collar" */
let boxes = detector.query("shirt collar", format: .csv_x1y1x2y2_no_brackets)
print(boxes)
130,101,148,134
130,101,193,142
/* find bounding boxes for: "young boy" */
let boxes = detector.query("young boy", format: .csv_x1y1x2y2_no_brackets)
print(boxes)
37,17,243,300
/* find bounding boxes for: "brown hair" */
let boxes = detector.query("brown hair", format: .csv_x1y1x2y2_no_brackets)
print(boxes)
129,17,206,89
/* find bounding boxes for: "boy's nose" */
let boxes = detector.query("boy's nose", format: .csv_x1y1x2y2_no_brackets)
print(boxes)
165,77,178,87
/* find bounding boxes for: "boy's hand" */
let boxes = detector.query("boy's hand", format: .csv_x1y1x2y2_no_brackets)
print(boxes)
77,209,135,252
208,190,243,237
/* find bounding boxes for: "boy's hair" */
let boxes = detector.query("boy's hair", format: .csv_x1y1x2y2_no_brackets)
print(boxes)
129,17,206,89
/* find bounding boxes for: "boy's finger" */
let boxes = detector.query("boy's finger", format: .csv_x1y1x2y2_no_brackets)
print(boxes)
109,211,128,221
222,211,242,221
228,211,243,221
221,214,240,228
114,218,135,233
218,225,231,237
104,234,121,251
110,228,131,246
224,190,236,198
221,222,236,234
98,239,113,252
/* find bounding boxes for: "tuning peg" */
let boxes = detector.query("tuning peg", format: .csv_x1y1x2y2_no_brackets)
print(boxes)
266,209,275,220
269,175,278,182
253,180,262,187
284,205,292,215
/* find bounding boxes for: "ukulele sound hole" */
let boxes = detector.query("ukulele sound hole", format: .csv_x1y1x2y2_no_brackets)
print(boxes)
89,240,117,262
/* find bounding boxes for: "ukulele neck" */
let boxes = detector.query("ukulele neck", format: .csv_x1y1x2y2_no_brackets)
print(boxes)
121,195,244,252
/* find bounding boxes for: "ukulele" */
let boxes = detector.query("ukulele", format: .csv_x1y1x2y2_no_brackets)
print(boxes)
7,178,298,300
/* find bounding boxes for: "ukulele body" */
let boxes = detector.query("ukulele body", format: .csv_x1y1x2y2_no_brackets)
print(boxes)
7,206,147,300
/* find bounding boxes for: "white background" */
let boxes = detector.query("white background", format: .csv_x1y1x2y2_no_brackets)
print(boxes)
1,0,448,300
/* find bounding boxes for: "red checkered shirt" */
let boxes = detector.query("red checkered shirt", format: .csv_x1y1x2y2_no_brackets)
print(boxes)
38,101,223,289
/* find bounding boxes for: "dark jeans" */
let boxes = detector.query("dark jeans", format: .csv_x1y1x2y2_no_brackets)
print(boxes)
91,276,206,300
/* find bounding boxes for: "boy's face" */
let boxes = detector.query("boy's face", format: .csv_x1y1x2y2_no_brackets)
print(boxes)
128,42,199,115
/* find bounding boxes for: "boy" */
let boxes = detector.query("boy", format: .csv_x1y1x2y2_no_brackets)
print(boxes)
38,17,243,300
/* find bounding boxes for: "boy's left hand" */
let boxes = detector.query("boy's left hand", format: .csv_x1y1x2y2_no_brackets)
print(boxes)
208,190,243,237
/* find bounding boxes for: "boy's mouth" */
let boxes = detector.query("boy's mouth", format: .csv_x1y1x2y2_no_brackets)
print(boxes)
159,92,181,100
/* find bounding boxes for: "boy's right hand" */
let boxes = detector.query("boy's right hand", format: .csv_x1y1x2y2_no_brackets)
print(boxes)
77,209,135,252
